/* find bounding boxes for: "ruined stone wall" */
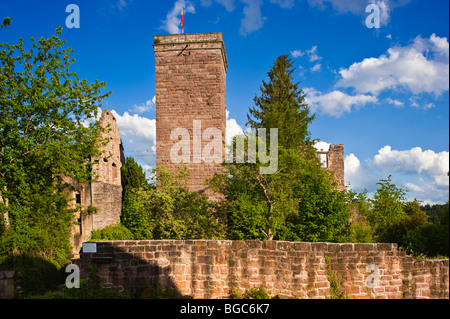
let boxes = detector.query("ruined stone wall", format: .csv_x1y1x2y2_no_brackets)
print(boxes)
317,144,345,191
328,144,345,191
92,110,124,186
154,33,227,197
67,110,125,255
74,240,449,299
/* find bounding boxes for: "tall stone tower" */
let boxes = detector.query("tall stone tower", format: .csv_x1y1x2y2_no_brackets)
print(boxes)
153,33,227,196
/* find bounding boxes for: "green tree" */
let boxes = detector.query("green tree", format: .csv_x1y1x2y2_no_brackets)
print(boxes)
421,202,449,224
0,25,111,265
247,55,315,154
121,166,226,240
210,55,351,242
120,157,150,238
367,176,407,241
0,17,11,30
122,156,148,192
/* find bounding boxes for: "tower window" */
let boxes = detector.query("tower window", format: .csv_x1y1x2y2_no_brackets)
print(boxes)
320,153,328,168
75,193,81,205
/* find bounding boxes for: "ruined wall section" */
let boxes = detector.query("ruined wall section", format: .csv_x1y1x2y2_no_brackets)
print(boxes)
154,33,227,197
317,144,345,191
327,144,345,191
68,110,125,255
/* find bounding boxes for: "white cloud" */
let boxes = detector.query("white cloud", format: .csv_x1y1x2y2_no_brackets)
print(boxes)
240,0,266,36
346,146,449,204
430,33,450,58
370,0,391,26
201,0,235,11
129,96,156,114
161,0,196,34
372,146,449,187
290,50,304,58
111,110,157,167
384,98,404,107
270,0,295,9
226,110,244,145
314,141,331,152
310,63,322,72
307,45,322,62
304,88,378,117
111,0,131,11
337,34,450,96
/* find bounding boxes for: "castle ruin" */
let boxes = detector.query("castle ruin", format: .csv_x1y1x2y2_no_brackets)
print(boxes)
66,109,125,256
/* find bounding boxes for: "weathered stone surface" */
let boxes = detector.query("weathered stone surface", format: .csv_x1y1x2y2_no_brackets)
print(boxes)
67,110,125,256
73,240,449,299
154,33,227,200
0,270,15,299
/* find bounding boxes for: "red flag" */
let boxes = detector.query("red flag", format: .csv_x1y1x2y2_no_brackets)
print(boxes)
181,9,184,30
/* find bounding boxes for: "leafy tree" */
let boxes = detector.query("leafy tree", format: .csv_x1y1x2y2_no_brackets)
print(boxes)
356,177,448,257
210,55,351,242
0,17,11,30
421,201,449,224
121,166,226,240
122,156,148,192
366,176,407,241
120,157,150,238
0,24,110,264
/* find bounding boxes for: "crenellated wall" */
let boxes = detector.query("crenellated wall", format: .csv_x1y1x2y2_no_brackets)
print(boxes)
74,240,449,299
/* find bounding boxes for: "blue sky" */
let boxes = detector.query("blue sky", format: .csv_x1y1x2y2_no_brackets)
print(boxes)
1,0,448,204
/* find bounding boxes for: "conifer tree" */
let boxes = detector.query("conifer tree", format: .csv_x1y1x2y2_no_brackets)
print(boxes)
247,55,315,154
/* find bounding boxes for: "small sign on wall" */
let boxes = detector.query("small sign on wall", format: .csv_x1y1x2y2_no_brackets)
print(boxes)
82,242,97,253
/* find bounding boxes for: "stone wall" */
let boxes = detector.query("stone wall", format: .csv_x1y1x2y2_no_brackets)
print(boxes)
74,240,449,299
0,270,15,299
317,144,345,191
328,144,345,191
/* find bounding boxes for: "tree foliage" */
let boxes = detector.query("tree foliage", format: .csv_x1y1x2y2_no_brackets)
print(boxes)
351,178,448,258
247,55,315,153
209,55,351,242
0,24,111,265
119,165,226,240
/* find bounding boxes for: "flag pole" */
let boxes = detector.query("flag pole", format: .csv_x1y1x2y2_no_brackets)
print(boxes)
181,9,184,34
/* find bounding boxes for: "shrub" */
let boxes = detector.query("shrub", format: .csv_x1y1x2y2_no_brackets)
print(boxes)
89,224,135,241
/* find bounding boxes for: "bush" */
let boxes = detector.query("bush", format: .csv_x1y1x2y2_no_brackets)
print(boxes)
89,224,135,241
230,285,271,299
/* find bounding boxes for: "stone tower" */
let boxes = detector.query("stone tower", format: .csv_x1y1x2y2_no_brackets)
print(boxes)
153,33,227,196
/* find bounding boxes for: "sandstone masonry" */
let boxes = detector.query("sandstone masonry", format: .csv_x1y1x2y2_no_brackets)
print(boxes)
74,240,449,299
154,33,227,198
